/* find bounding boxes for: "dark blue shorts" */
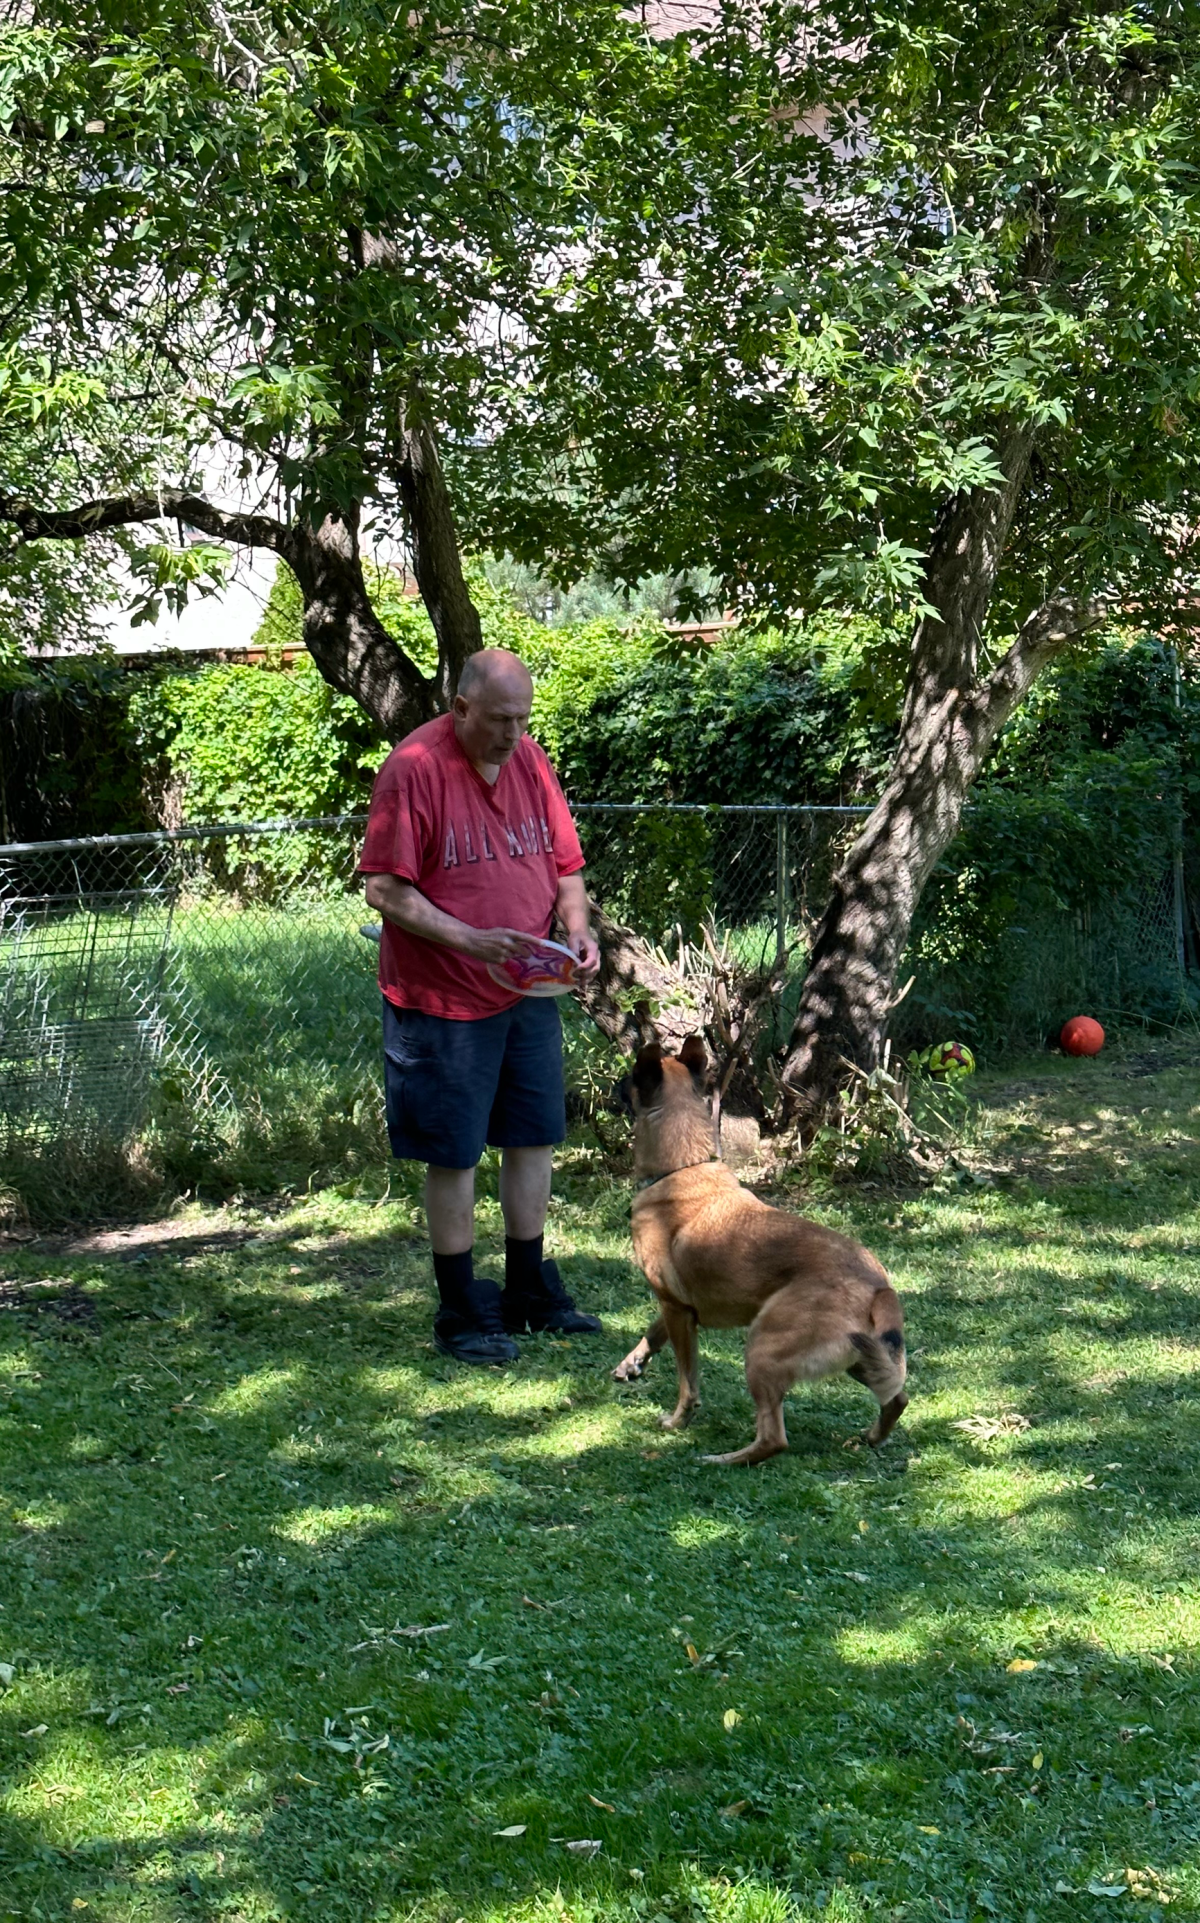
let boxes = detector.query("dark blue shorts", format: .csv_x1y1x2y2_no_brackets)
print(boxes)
382,996,566,1169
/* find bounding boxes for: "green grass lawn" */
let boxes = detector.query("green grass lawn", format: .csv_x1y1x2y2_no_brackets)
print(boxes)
3,1042,1200,1923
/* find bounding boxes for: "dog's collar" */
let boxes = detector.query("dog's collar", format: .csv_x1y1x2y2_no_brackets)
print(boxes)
634,1157,719,1193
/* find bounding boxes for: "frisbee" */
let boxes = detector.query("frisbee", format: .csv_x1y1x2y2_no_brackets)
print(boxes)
487,936,579,997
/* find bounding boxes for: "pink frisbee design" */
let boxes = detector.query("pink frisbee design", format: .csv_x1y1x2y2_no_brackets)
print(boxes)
486,937,578,997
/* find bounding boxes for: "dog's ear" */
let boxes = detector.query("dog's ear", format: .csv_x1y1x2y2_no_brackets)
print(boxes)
678,1034,709,1087
631,1042,664,1104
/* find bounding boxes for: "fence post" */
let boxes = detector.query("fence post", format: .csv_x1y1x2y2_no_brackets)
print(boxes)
775,814,789,964
1173,648,1194,975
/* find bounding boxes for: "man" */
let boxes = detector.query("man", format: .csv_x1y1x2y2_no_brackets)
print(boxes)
360,647,603,1364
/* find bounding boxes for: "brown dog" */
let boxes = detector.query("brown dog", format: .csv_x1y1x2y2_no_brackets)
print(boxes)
613,1038,908,1465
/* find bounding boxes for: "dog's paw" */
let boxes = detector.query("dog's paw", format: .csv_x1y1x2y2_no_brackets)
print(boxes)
612,1360,644,1382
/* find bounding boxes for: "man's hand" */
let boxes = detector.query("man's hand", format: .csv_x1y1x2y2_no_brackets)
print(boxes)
566,929,601,978
465,927,538,965
554,871,600,978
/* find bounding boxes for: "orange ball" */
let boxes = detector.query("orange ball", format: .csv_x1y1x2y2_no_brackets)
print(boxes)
1060,1016,1105,1056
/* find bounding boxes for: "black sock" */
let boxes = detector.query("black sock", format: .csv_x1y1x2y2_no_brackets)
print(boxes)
504,1234,544,1294
432,1248,474,1314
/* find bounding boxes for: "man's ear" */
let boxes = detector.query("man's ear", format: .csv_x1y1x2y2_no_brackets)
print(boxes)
631,1043,664,1104
678,1034,709,1087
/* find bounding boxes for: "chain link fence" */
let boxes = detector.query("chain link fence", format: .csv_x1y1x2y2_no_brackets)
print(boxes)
0,806,1190,1161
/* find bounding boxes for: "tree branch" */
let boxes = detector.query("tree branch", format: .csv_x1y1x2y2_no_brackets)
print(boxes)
393,409,483,707
901,422,1036,725
977,587,1119,737
0,489,288,552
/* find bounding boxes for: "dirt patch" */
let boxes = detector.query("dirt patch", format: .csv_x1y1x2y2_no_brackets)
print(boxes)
0,1276,100,1327
33,1211,259,1261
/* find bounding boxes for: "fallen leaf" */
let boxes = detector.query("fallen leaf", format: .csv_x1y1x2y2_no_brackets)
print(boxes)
1006,1658,1039,1674
564,1839,602,1856
587,1794,616,1813
166,1682,189,1696
720,1800,749,1818
917,1826,940,1835
0,1663,13,1687
953,1412,1031,1441
21,1725,48,1738
494,1825,527,1838
294,1772,318,1786
723,1709,741,1730
640,1449,661,1461
1031,1751,1043,1770
1125,1866,1172,1902
848,1851,869,1865
685,1643,701,1665
522,1595,549,1611
1086,1882,1126,1899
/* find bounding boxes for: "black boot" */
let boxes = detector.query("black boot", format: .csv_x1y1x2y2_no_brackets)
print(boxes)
432,1251,519,1365
500,1239,602,1335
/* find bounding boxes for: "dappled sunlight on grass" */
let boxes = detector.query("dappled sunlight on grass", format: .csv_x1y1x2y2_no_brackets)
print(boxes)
209,1365,298,1415
3,1041,1200,1918
672,1516,741,1549
277,1501,398,1544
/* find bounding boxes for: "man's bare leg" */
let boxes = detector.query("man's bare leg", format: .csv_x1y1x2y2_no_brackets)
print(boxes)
499,1145,553,1240
425,1164,476,1254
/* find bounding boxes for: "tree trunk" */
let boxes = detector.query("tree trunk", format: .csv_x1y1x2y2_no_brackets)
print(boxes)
281,507,436,741
779,426,1113,1128
394,413,483,708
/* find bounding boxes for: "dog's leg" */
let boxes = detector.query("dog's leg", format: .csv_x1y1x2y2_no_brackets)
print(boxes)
613,1315,668,1382
700,1315,790,1466
863,1390,908,1447
659,1299,700,1430
847,1326,908,1447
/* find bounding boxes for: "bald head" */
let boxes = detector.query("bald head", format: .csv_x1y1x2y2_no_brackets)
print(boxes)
452,649,534,782
456,648,532,703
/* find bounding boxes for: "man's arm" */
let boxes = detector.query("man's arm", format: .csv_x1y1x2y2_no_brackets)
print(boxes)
555,872,600,976
363,873,537,965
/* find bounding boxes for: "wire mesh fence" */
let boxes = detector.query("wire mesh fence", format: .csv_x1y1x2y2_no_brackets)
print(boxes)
0,805,1190,1159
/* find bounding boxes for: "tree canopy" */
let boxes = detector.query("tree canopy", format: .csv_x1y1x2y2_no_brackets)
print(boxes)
0,0,798,712
480,1,1200,646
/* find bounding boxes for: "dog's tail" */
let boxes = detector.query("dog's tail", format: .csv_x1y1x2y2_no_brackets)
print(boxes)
848,1286,907,1401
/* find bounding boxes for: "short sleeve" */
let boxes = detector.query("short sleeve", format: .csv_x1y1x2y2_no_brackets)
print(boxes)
540,755,586,878
358,755,432,881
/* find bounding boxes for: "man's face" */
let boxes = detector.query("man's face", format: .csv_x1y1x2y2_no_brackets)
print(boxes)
453,676,532,769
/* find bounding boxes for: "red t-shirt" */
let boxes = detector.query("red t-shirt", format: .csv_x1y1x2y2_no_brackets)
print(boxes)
358,713,586,1019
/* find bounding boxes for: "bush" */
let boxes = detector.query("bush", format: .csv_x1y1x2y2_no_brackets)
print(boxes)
526,615,893,804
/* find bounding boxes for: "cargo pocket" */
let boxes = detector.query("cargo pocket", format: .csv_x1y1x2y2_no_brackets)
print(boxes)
383,1012,441,1148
